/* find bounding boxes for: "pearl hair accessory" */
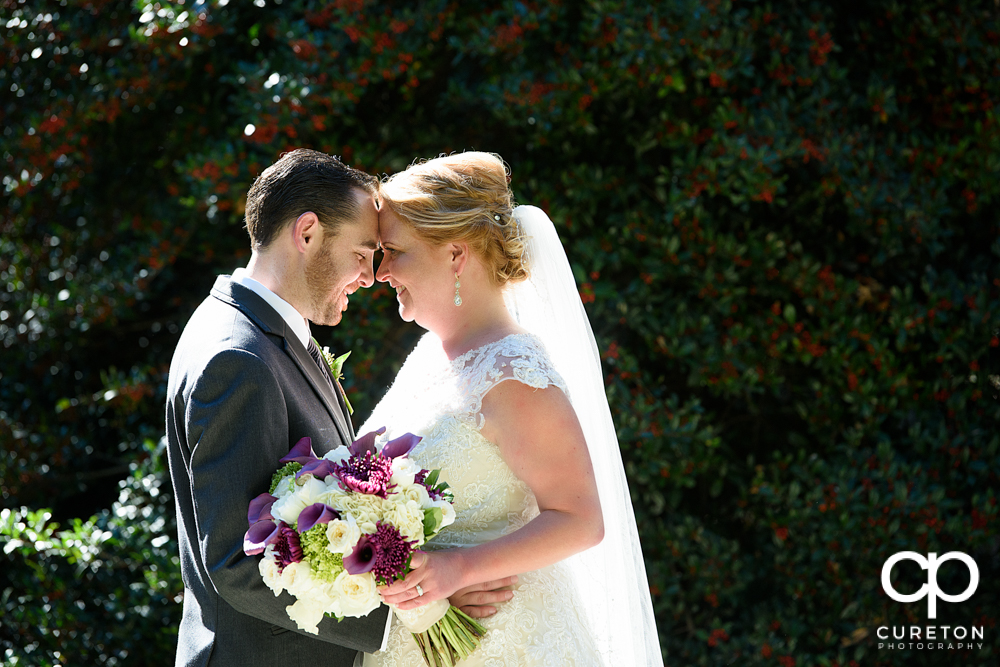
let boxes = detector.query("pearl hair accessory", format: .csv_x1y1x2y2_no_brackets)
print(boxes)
494,214,501,221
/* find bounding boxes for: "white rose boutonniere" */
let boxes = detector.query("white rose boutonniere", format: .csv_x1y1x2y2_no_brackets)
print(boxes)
314,339,353,415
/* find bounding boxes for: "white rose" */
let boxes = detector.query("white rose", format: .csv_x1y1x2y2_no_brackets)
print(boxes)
431,498,456,529
398,482,431,508
325,515,362,555
279,560,316,599
322,446,351,466
390,457,421,488
321,589,343,619
271,474,296,499
271,477,328,526
285,597,327,635
332,571,381,617
259,554,284,597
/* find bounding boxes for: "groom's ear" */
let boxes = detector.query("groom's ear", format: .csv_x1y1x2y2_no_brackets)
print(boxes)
291,212,320,254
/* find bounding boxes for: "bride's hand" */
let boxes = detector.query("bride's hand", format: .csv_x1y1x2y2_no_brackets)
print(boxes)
378,550,467,610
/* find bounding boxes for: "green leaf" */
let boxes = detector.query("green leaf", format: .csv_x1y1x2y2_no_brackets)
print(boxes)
423,507,443,538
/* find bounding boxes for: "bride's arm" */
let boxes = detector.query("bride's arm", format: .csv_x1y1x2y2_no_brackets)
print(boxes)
380,380,604,608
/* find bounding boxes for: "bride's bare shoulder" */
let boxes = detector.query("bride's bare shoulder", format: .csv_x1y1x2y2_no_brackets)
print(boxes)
478,378,576,447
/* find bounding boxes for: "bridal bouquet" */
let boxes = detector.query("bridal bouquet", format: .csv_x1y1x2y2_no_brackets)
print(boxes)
243,428,486,666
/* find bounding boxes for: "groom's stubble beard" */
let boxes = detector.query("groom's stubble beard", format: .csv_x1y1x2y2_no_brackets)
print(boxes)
306,236,344,326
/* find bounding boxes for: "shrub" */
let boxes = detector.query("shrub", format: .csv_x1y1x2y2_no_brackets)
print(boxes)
1,0,998,664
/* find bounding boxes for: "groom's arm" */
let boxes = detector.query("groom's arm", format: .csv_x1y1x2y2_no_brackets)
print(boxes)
184,348,388,651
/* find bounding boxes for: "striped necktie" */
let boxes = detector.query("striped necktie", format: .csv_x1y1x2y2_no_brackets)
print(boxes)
306,337,337,392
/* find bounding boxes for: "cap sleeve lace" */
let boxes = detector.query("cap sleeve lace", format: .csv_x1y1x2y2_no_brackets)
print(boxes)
451,333,569,431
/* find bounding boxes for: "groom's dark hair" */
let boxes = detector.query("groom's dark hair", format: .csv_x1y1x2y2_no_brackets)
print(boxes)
244,148,378,249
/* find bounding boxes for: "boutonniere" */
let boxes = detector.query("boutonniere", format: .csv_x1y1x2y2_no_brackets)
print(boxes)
314,339,353,415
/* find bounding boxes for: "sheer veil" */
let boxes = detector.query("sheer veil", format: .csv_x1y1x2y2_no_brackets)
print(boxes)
506,205,662,666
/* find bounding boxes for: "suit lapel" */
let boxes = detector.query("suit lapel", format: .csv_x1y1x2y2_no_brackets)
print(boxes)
283,334,353,447
210,276,353,448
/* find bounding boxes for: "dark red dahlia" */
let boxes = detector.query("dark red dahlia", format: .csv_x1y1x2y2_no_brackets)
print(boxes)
333,451,395,498
368,521,416,584
273,523,303,570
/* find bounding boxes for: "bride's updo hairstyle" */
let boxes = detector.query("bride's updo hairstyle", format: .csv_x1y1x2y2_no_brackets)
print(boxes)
379,152,528,286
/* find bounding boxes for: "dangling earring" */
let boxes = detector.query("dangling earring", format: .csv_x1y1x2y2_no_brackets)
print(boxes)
454,272,463,307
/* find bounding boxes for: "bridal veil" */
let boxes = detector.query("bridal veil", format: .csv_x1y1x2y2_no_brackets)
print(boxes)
506,205,662,666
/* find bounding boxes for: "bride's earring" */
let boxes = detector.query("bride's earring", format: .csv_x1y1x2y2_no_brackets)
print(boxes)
454,272,462,307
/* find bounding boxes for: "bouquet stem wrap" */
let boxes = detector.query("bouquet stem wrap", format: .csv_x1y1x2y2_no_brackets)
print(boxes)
392,601,487,667
391,598,450,633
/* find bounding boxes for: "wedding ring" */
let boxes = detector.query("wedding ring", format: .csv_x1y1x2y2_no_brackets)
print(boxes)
415,584,424,597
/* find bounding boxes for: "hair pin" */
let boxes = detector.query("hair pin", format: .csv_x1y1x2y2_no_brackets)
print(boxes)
494,214,501,221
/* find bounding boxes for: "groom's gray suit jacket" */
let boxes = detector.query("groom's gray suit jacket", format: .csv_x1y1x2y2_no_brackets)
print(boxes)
165,275,389,667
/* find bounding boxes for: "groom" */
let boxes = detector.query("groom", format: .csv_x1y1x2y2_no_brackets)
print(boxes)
165,149,389,665
166,149,514,666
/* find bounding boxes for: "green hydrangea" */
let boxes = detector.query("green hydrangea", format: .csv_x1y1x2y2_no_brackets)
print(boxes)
299,524,344,584
269,462,303,495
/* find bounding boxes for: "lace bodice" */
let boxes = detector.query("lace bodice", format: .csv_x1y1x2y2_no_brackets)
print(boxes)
362,332,602,666
363,333,568,548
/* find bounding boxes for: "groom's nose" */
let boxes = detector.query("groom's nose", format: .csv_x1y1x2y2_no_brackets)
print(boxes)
358,257,375,288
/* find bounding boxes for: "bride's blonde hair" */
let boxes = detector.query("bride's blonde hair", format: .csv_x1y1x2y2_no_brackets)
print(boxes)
379,152,528,286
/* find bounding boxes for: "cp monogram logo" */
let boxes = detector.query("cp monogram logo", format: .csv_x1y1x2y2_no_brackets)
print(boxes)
881,551,979,619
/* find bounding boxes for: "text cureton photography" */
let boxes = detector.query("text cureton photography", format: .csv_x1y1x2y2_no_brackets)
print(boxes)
878,551,985,653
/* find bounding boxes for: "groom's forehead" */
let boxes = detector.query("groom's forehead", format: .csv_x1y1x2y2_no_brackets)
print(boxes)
356,220,379,250
354,190,378,223
341,191,378,248
376,205,402,235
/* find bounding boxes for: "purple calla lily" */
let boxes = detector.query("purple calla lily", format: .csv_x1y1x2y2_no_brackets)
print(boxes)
247,493,277,525
297,503,341,533
381,433,422,460
295,458,338,481
348,427,386,457
243,519,280,555
343,534,376,575
279,436,318,465
342,522,416,583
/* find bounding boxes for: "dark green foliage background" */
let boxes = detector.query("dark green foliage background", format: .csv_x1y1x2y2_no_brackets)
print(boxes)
1,0,998,665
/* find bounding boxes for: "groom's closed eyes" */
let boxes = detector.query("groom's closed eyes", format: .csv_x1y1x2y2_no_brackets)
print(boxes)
357,238,379,257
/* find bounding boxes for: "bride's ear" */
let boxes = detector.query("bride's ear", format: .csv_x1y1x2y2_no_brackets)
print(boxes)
449,242,469,275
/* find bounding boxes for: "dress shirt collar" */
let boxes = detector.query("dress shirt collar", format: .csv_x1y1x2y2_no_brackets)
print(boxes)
231,267,311,348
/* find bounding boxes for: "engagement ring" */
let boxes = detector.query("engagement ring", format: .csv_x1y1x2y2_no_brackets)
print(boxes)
415,584,424,597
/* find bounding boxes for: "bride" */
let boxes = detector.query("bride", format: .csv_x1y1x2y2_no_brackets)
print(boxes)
360,152,661,666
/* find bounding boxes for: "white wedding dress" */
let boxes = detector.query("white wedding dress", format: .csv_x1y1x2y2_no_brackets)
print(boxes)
361,331,604,666
362,205,661,666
